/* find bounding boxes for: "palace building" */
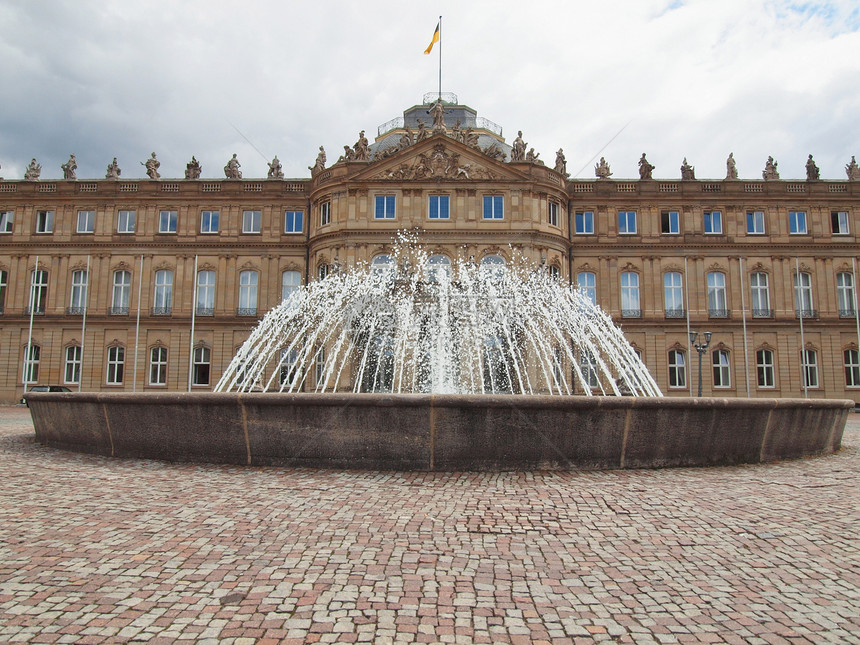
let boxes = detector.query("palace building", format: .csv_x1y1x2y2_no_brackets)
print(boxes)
1,93,859,403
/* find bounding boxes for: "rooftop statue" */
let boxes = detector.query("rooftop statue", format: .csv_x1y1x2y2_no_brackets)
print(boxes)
762,156,779,180
511,131,526,162
310,146,327,174
847,156,860,181
353,130,370,161
416,120,430,142
142,152,160,179
805,154,820,181
451,120,462,143
526,148,542,165
338,145,355,163
483,143,506,161
428,99,447,133
61,154,77,180
267,155,284,179
726,152,738,180
554,149,568,176
224,153,242,179
24,158,41,181
398,128,413,149
638,153,654,180
464,128,479,149
105,157,121,179
595,157,612,179
680,157,695,180
185,156,201,180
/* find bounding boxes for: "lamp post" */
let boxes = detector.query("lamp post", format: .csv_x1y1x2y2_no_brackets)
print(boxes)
689,330,712,397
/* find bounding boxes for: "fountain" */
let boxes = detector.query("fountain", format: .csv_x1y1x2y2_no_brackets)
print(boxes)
26,237,850,470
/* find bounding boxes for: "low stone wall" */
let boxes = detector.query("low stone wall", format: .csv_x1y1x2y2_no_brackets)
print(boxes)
26,392,851,471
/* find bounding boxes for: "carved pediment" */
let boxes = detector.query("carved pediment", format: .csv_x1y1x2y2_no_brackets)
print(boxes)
198,262,216,272
239,261,258,272
749,262,768,274
112,261,132,272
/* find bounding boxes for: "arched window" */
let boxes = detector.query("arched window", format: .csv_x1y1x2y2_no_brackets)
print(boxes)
480,255,506,281
371,254,394,280
425,255,451,283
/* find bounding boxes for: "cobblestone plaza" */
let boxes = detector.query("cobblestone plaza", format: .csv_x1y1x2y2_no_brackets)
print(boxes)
1,406,857,643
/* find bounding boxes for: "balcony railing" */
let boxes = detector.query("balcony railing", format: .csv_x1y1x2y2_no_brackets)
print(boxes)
708,309,731,319
751,308,773,318
795,309,818,319
621,309,642,318
25,306,45,315
196,307,215,317
664,308,686,319
109,306,129,316
66,306,85,315
237,308,258,317
152,307,172,316
839,309,856,319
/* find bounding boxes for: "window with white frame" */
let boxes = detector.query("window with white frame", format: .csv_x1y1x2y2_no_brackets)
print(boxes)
793,271,814,317
64,345,82,385
668,350,686,388
548,201,559,227
620,272,640,317
831,211,850,235
428,195,450,220
29,270,48,314
0,269,7,313
149,346,168,385
750,272,771,317
548,264,560,279
153,269,173,315
575,211,594,234
242,210,261,233
837,272,855,317
158,210,177,233
318,263,330,280
580,351,599,390
801,349,819,388
23,344,40,384
315,347,326,387
319,201,331,226
789,210,807,234
712,349,731,388
482,195,503,220
480,255,506,280
371,255,395,281
69,269,88,313
756,349,775,388
111,270,131,315
707,272,728,317
374,195,395,219
661,210,680,234
426,255,451,283
106,346,125,385
192,346,210,386
844,349,860,388
35,210,54,234
279,348,300,388
664,272,684,316
704,210,722,234
0,210,12,233
77,210,95,233
196,270,215,315
577,271,596,305
746,211,765,234
618,210,637,234
117,210,136,233
238,270,258,315
282,270,301,302
200,210,219,234
284,210,303,233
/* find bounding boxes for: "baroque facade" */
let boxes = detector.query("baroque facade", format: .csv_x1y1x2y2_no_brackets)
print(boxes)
1,94,859,403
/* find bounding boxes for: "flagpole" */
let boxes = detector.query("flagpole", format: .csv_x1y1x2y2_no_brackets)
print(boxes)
438,15,442,101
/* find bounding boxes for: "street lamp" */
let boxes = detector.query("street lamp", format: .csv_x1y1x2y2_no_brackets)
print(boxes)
689,330,712,397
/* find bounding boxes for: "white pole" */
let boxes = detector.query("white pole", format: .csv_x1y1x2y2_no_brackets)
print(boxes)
796,256,807,398
188,255,199,391
739,257,750,396
684,256,692,396
79,255,90,392
133,255,143,392
24,255,39,391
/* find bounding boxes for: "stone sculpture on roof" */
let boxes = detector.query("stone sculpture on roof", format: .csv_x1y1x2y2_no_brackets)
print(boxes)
224,154,242,179
338,145,356,162
526,148,542,164
61,154,77,180
24,158,41,181
428,100,446,133
398,128,413,149
726,152,738,179
805,154,820,181
310,146,327,175
638,153,655,180
847,156,860,181
185,156,201,180
483,143,506,161
680,158,695,180
595,157,612,179
353,131,370,161
267,156,284,179
143,152,160,179
416,120,430,142
106,157,121,179
762,156,779,180
554,149,568,176
511,131,526,162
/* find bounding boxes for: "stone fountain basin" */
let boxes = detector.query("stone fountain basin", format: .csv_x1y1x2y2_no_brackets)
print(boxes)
26,392,850,471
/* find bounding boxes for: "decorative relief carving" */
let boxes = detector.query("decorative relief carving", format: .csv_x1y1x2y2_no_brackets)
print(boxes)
371,143,501,181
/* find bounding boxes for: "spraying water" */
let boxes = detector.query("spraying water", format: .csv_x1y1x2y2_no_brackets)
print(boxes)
215,236,662,397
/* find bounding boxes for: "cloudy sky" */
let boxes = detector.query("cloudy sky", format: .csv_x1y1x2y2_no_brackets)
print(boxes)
1,0,858,182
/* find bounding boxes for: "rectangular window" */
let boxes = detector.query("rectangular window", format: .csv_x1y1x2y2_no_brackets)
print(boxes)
29,270,48,315
106,346,125,385
23,345,40,384
661,210,680,234
712,349,731,388
794,272,814,317
577,272,596,305
664,272,684,316
618,210,637,234
35,210,54,234
69,270,88,313
789,210,807,234
77,210,95,233
620,272,640,317
802,349,819,389
238,271,258,315
837,272,855,317
707,272,728,317
704,211,722,234
158,210,178,233
196,270,215,315
668,350,686,388
153,269,173,315
149,346,168,386
832,211,850,235
374,195,396,219
750,272,771,317
0,210,12,233
428,195,450,220
845,349,860,388
242,210,262,233
320,201,331,226
482,195,504,220
756,349,775,388
192,346,210,386
117,210,136,233
284,210,303,233
575,211,594,235
747,211,765,234
200,210,220,234
0,269,7,314
548,202,559,227
64,346,82,385
111,270,131,315
315,348,326,387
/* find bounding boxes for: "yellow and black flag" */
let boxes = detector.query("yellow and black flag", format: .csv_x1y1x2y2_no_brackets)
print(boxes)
424,21,440,54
